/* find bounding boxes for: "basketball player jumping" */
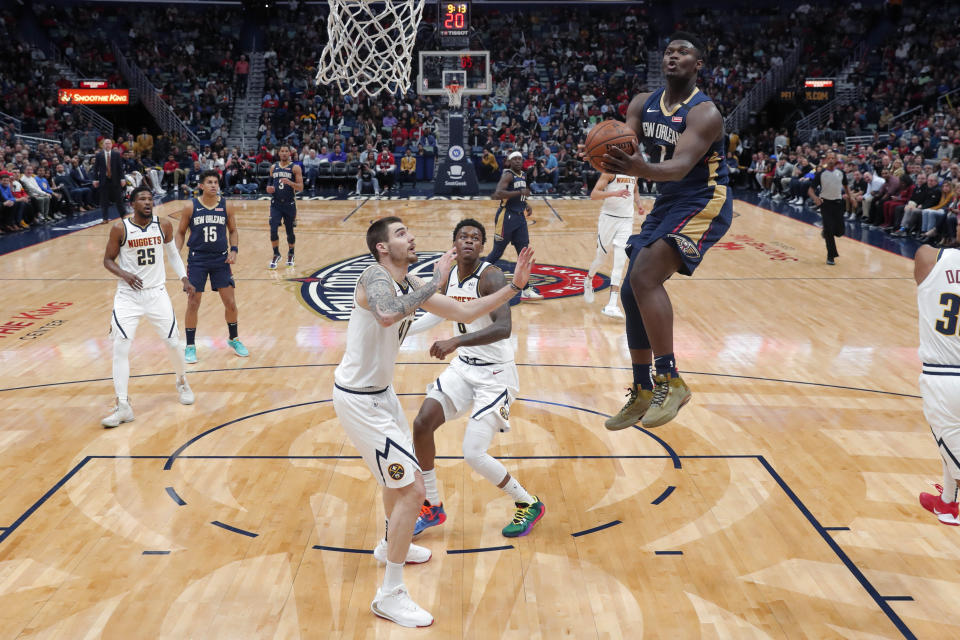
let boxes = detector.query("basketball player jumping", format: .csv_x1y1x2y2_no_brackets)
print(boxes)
600,32,733,430
266,144,303,269
174,170,248,363
915,242,960,526
487,151,542,300
408,218,544,539
333,216,534,628
584,173,646,319
101,186,195,428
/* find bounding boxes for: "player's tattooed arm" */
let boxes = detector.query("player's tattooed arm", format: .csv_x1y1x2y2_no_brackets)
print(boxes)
360,266,438,327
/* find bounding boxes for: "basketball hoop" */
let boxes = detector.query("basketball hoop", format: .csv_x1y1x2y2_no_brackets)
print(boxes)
315,0,426,96
444,83,463,109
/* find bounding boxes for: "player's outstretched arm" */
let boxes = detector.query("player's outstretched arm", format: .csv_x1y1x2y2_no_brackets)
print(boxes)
421,247,535,323
359,264,440,327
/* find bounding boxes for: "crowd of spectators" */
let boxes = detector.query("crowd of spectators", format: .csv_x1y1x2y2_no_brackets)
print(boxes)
3,0,960,247
735,110,960,248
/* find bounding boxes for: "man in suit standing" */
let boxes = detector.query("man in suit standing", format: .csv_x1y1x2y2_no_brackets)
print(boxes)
94,139,124,223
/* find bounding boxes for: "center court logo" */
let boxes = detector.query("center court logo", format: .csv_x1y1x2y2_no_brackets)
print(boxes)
292,253,610,321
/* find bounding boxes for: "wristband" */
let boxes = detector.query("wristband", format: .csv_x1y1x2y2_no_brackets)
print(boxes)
230,246,238,253
509,282,523,292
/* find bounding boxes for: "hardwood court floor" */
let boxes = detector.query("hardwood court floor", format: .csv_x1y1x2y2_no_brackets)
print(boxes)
0,195,948,639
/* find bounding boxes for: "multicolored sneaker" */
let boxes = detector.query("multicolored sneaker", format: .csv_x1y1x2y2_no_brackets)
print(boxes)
286,254,295,267
604,385,654,431
227,338,249,357
184,345,198,364
920,483,960,526
269,255,280,269
501,496,545,538
413,501,446,536
641,373,692,428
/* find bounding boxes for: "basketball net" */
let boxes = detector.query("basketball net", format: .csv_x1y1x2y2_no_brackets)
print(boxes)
444,83,463,109
315,0,426,96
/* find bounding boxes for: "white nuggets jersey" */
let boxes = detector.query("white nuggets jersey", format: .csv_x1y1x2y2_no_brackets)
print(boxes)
600,174,637,218
445,262,513,364
918,248,960,369
334,267,414,391
117,216,167,290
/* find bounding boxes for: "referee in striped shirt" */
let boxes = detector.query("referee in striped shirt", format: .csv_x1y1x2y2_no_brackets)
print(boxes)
808,152,849,265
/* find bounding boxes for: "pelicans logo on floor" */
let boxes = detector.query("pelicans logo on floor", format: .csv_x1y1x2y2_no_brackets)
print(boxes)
291,253,609,321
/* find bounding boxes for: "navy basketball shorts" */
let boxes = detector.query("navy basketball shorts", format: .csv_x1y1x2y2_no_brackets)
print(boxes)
269,204,296,229
188,252,235,292
626,185,732,276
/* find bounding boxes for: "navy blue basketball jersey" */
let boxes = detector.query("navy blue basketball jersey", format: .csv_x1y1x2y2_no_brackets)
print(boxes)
187,196,229,254
498,170,528,215
270,162,296,206
640,87,728,197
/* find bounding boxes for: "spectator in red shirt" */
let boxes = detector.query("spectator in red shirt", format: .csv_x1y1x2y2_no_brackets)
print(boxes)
376,147,396,191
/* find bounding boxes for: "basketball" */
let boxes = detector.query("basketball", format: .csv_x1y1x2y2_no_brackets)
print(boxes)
583,120,639,172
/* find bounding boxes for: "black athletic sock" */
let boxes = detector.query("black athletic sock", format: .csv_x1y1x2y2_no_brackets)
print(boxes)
273,247,280,257
228,322,238,340
632,363,653,390
654,353,678,378
185,328,196,346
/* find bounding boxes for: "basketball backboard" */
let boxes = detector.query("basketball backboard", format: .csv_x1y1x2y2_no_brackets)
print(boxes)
417,50,491,96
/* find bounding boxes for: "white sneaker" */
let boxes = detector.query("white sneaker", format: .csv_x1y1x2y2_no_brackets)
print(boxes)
582,275,594,303
520,287,543,301
373,539,432,565
176,378,194,405
102,399,134,428
371,585,433,628
601,304,624,319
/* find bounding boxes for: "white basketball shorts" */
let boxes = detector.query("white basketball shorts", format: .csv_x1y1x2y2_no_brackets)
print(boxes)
596,214,633,256
920,372,960,474
110,285,177,341
333,384,421,488
426,357,518,433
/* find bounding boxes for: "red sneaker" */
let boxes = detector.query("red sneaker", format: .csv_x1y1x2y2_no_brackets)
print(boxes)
919,484,960,526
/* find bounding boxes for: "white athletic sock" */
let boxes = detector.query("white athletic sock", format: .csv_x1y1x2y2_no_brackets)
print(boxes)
422,469,440,504
607,288,619,307
112,338,131,403
502,477,534,505
383,561,404,591
943,459,958,503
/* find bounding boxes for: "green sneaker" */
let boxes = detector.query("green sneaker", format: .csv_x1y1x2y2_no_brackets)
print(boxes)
604,385,654,431
502,496,545,538
184,345,197,364
228,338,249,357
640,373,692,428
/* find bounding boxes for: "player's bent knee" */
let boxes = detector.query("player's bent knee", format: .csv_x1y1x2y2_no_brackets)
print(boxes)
269,227,280,242
286,229,296,245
